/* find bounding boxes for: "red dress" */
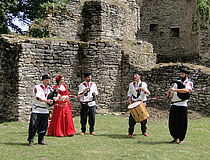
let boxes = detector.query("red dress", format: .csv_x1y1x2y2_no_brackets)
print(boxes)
48,84,76,136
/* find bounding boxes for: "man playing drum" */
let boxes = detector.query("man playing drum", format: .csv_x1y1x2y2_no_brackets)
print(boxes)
127,71,150,138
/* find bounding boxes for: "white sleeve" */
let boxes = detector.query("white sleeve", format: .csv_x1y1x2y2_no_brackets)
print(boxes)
142,82,150,96
186,81,193,90
78,84,84,95
93,83,98,95
127,83,133,97
34,86,42,99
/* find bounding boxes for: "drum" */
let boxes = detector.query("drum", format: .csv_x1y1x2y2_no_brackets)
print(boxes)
128,101,149,122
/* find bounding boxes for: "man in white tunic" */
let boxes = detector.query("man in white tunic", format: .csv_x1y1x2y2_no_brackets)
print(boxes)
127,71,150,138
78,72,98,135
27,75,55,146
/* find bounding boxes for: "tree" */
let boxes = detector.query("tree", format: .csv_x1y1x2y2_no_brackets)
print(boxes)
0,0,70,34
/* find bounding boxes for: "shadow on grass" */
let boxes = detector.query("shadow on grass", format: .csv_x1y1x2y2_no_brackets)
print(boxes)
135,140,169,145
1,142,27,146
96,134,128,139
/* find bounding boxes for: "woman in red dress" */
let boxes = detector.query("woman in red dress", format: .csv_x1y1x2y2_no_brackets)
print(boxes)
48,75,76,137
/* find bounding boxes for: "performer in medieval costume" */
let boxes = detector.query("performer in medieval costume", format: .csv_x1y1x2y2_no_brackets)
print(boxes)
78,72,98,135
48,75,76,137
27,74,55,146
127,71,150,138
167,68,193,144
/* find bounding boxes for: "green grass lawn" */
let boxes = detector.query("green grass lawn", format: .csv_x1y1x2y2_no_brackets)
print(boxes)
0,114,209,160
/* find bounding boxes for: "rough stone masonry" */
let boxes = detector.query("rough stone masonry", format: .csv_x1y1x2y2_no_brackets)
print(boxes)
0,0,209,121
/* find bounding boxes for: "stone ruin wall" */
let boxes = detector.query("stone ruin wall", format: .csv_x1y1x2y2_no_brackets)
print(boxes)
1,35,209,121
40,0,138,41
137,0,200,63
40,0,209,66
0,35,155,121
0,39,20,120
199,28,210,66
0,0,210,121
141,64,210,115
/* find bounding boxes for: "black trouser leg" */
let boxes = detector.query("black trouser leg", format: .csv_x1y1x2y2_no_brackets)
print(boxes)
140,119,147,134
169,106,178,140
88,106,96,133
37,114,49,143
178,107,188,141
80,103,88,133
128,113,136,135
27,113,38,142
169,105,188,141
27,113,49,142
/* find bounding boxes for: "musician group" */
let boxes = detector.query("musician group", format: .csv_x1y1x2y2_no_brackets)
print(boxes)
27,67,193,146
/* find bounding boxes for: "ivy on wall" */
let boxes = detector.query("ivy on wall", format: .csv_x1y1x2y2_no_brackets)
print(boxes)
197,0,209,29
28,0,71,37
28,19,50,38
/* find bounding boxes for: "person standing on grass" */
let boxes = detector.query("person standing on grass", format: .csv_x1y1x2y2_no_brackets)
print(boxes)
27,74,58,147
127,71,150,138
167,68,193,144
78,72,98,135
48,75,76,137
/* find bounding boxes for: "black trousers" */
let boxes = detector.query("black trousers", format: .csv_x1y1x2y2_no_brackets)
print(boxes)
128,113,147,135
80,103,96,133
169,105,188,141
27,113,49,142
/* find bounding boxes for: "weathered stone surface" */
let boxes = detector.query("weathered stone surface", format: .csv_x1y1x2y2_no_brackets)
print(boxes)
0,35,156,121
30,0,209,65
0,0,209,121
137,0,200,63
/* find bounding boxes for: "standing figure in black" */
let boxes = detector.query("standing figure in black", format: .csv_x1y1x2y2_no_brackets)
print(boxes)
78,72,98,135
127,71,150,138
167,68,193,144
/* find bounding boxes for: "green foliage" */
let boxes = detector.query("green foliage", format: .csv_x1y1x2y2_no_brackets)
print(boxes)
197,0,210,29
0,0,71,34
41,0,71,11
24,0,71,20
0,115,209,160
0,0,24,34
28,19,50,38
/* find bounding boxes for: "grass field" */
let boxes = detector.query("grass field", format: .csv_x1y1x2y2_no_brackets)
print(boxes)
0,114,209,160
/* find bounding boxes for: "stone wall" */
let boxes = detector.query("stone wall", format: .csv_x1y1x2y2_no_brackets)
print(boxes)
199,29,210,67
1,35,209,121
0,37,20,121
0,35,155,121
119,58,210,116
0,0,209,121
137,0,200,63
141,64,210,115
32,0,138,41
30,0,209,66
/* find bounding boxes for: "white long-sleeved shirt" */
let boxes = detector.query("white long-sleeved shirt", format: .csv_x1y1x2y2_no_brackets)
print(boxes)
171,78,193,107
32,84,53,113
78,81,98,106
127,81,150,102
